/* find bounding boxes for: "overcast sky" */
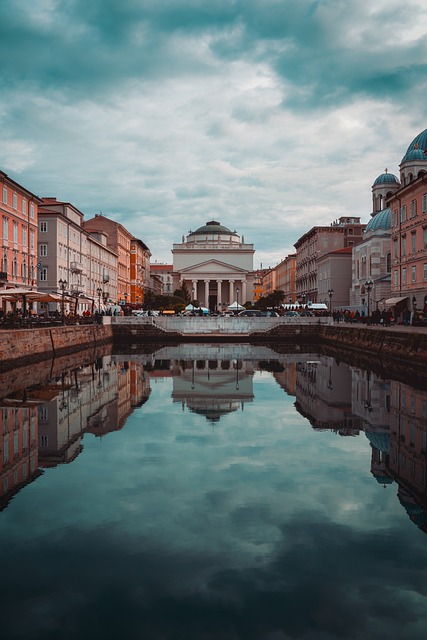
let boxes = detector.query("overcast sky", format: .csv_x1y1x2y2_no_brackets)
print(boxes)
1,0,427,268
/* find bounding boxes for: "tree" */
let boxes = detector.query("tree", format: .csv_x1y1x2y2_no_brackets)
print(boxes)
173,283,191,304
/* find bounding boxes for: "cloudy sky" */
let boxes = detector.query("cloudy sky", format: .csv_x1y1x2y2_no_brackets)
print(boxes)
1,0,427,268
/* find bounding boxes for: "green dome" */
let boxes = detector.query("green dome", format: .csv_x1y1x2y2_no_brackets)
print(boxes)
401,128,427,163
373,172,399,185
191,220,238,236
365,208,391,233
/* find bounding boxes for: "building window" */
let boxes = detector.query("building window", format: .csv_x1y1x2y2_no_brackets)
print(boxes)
394,270,398,286
39,244,48,257
402,236,406,256
402,268,406,285
3,217,8,240
13,222,18,243
424,227,427,250
30,203,35,219
386,253,391,273
30,230,34,250
423,193,427,213
22,226,27,246
400,205,407,222
393,238,398,257
12,256,18,277
412,265,416,283
40,221,47,233
410,200,417,218
411,232,417,254
392,210,397,226
39,267,47,282
22,198,27,214
12,193,18,209
2,187,7,204
424,264,427,281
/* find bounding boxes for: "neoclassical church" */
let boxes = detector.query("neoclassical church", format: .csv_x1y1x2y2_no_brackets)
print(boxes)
172,220,255,310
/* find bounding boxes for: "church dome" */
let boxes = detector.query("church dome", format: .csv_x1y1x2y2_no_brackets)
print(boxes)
365,208,391,233
191,220,238,236
401,128,427,163
373,172,399,185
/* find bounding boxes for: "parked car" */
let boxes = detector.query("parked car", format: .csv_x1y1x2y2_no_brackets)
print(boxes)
261,311,280,317
285,311,300,317
238,309,264,317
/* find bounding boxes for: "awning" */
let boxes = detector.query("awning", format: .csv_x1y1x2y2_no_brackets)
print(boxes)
385,296,408,305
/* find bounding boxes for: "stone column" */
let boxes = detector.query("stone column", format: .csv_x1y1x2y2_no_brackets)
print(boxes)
204,280,210,308
229,280,234,302
242,279,247,304
217,280,222,307
192,280,198,301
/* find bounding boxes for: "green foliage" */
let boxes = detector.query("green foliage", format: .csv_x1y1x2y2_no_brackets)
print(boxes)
256,290,285,310
173,283,191,303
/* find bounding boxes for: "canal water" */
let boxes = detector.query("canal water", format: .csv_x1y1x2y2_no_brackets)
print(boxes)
1,344,427,639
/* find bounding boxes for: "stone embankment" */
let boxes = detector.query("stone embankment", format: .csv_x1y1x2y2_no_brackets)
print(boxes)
0,324,113,370
1,319,427,373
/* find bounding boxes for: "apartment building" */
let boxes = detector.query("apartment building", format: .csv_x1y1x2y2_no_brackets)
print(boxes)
0,170,41,298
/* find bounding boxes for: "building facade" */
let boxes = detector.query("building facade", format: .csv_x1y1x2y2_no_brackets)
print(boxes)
84,214,133,306
294,216,365,303
388,128,427,318
349,172,398,313
172,220,255,310
0,171,41,299
317,247,353,310
131,238,151,306
150,263,173,296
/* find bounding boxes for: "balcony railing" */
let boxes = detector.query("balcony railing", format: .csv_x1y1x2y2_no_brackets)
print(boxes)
70,261,84,274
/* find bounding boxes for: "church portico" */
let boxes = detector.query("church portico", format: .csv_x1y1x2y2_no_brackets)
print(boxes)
181,275,248,308
173,221,255,311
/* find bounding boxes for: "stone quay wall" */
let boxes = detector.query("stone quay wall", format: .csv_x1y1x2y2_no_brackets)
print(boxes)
0,325,113,370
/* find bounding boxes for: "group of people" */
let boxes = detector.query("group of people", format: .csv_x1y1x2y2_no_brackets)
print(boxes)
332,308,393,326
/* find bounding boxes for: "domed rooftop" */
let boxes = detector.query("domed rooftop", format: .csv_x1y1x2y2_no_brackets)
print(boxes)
190,220,238,236
401,128,427,163
373,171,399,185
365,208,391,233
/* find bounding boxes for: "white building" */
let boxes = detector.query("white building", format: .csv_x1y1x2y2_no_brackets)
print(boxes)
172,220,255,310
349,171,400,313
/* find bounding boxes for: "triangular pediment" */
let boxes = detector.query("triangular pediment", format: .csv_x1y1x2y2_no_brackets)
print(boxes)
178,259,248,275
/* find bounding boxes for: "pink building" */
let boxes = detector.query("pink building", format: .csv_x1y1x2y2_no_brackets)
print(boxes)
388,128,427,319
0,170,41,310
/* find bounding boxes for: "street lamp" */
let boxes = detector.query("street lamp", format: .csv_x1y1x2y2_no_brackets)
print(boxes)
59,279,67,324
96,287,102,313
236,287,240,307
364,280,373,316
328,288,334,314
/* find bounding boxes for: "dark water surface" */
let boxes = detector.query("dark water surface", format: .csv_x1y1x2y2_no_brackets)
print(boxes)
1,344,427,640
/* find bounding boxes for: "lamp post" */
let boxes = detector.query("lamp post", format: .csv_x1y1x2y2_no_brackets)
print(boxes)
365,280,373,316
236,287,240,308
96,287,102,313
59,278,67,324
328,288,334,314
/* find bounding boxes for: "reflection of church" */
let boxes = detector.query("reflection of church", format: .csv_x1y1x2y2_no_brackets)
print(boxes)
170,359,254,422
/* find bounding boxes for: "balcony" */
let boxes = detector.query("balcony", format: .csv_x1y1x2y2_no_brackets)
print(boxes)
70,261,84,274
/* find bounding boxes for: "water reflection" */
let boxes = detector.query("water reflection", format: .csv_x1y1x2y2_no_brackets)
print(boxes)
2,344,427,638
1,344,426,536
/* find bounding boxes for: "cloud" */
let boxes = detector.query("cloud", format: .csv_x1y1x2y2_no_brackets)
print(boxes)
0,0,426,266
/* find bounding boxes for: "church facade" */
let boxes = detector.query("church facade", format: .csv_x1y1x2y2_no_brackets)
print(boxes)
172,220,255,310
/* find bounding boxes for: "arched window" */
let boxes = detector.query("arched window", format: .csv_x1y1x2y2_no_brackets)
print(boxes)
2,254,7,275
386,252,391,273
